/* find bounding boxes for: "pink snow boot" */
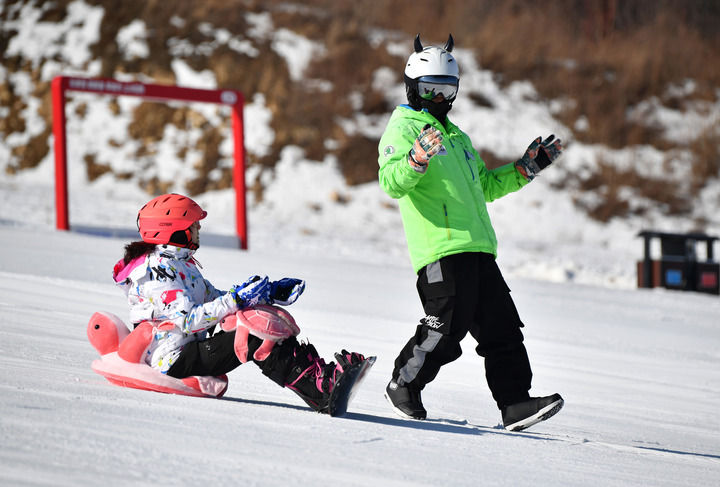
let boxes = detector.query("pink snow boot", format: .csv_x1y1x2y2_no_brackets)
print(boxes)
284,343,339,412
284,345,366,413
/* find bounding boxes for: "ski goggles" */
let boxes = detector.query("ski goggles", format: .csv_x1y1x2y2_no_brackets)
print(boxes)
417,75,459,101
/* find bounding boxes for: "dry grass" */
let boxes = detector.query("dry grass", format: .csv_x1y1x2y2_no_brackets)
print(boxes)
689,123,720,192
568,156,694,222
85,153,112,181
1,0,719,220
286,0,720,204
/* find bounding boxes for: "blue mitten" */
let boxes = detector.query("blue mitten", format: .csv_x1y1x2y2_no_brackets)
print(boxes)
230,275,270,309
269,278,305,306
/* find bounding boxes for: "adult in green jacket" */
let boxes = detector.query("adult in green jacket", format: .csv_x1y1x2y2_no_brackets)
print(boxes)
378,34,565,431
379,104,530,274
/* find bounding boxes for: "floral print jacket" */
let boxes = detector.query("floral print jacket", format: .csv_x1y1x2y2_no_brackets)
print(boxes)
113,245,238,373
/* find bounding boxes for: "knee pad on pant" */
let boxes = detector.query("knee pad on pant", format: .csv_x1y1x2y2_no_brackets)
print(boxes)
220,305,300,363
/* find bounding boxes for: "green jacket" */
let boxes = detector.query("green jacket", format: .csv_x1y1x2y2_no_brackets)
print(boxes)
378,105,530,273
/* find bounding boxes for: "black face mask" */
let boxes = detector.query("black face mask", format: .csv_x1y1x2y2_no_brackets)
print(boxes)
420,98,453,122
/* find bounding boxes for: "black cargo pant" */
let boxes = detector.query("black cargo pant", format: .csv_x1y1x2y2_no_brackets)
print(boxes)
167,330,300,387
392,252,532,409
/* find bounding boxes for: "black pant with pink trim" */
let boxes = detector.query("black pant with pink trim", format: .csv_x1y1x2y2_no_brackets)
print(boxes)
167,331,300,388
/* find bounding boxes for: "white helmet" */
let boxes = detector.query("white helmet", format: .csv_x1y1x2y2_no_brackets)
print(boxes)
404,34,459,119
404,34,459,80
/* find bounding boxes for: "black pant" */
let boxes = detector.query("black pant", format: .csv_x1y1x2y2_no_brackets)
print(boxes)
392,252,532,409
167,330,300,388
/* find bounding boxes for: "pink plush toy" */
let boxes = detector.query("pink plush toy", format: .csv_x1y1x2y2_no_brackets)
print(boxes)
87,311,228,397
219,304,301,363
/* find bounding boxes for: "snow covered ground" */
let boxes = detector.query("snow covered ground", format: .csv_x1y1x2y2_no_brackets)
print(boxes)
1,215,719,486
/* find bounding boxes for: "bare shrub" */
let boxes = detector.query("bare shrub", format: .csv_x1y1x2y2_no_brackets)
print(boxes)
127,102,177,141
2,0,719,227
689,123,720,192
186,126,225,195
572,156,693,222
11,128,50,171
85,153,112,181
478,150,511,171
336,134,380,185
575,190,631,223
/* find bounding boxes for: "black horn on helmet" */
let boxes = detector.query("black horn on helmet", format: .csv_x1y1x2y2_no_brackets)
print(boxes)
444,34,454,52
414,34,423,53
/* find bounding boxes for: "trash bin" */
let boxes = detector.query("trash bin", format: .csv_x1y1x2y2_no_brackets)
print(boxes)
637,231,719,295
697,262,720,294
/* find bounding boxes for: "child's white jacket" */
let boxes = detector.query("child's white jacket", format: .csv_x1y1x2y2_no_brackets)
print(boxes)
113,245,239,373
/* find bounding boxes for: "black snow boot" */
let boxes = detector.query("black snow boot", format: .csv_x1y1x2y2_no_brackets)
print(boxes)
502,393,564,431
284,342,338,413
385,380,427,420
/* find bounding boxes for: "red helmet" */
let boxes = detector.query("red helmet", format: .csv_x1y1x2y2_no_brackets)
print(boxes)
137,193,207,248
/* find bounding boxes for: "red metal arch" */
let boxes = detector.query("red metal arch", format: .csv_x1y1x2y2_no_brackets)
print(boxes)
51,75,248,249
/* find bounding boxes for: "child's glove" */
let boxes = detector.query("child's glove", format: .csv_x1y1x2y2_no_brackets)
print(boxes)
229,275,270,309
408,124,444,173
269,278,305,306
515,134,563,181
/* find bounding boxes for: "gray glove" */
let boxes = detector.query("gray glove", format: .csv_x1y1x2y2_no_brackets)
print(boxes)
408,124,444,173
515,134,563,181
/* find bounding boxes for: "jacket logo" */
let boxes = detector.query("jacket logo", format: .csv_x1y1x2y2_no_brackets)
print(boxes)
383,145,395,157
152,266,177,281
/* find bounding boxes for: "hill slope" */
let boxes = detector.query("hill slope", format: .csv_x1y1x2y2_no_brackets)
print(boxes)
2,0,719,229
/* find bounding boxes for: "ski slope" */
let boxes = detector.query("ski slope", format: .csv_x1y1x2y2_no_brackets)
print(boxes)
1,223,718,486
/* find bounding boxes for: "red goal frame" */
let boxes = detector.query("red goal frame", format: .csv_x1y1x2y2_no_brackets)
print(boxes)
51,75,248,249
